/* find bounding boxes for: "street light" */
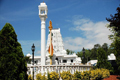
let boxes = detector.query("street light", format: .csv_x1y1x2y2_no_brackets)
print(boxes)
31,44,35,80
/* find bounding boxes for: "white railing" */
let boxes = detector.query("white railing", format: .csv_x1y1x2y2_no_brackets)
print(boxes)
27,64,92,77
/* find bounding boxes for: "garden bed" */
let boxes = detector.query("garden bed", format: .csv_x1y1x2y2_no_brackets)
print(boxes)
103,75,120,80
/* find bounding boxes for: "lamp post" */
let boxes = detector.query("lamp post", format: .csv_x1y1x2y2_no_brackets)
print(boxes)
31,44,35,80
82,47,85,64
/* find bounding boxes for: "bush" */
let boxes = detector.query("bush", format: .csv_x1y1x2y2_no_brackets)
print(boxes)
73,71,81,79
60,71,73,80
49,71,59,80
90,68,110,80
81,71,90,80
101,68,110,78
28,75,32,80
36,73,47,80
73,70,90,80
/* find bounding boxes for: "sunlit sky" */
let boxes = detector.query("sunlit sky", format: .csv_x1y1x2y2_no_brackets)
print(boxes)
0,0,119,56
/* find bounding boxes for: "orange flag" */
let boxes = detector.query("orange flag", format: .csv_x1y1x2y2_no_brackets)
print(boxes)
48,43,54,56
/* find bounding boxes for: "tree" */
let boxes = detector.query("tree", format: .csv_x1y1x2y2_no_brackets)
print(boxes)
106,6,120,37
24,56,31,64
90,44,101,60
66,49,70,55
96,48,113,72
77,49,91,63
66,49,74,55
0,23,28,80
102,43,108,52
112,39,120,74
76,51,83,57
94,44,101,49
90,48,97,60
102,43,110,56
106,6,120,74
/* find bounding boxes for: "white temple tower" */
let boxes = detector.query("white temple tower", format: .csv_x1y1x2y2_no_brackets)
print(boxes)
46,28,66,55
38,2,48,65
46,28,67,64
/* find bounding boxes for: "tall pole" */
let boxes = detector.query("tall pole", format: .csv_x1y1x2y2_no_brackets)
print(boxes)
48,20,53,65
41,17,46,65
31,44,35,80
38,2,48,66
50,30,52,65
32,51,34,80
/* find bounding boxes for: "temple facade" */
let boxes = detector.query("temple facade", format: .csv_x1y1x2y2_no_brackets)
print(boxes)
27,28,82,66
26,2,91,79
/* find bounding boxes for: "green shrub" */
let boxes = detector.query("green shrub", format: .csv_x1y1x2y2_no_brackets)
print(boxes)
90,68,110,80
73,71,81,79
80,71,90,80
36,73,47,80
101,68,110,78
60,71,73,80
49,71,59,80
28,75,32,80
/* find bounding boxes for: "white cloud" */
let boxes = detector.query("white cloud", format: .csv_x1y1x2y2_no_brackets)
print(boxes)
64,16,112,51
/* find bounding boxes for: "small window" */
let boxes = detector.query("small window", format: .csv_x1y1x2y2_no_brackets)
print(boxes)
41,10,45,14
35,61,37,64
56,57,58,61
63,60,67,63
71,59,73,63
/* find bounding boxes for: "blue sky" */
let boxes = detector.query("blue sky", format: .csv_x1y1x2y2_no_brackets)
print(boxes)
0,0,119,56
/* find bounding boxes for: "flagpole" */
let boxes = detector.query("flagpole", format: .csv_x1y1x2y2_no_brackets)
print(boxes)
48,20,53,65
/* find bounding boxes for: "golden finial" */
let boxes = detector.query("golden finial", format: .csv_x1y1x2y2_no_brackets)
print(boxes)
49,20,53,31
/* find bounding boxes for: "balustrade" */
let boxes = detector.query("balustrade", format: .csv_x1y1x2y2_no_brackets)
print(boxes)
27,64,92,76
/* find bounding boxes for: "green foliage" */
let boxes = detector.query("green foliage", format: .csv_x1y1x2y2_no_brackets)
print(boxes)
73,71,81,79
36,73,47,80
90,44,101,60
106,6,120,37
49,55,53,59
49,71,59,80
24,56,31,64
106,6,120,74
60,71,73,80
76,51,83,57
28,75,32,80
47,72,50,80
45,69,110,80
94,44,101,49
81,71,90,80
89,48,97,60
113,39,120,74
77,44,104,61
66,49,74,55
60,69,109,80
90,68,110,80
0,23,28,80
96,48,113,73
77,49,91,64
102,43,108,54
82,56,87,64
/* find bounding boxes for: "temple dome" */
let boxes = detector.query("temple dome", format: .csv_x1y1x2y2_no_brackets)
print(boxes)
26,53,31,57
